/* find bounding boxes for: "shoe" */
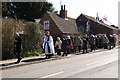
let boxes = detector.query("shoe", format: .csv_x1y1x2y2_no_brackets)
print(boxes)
16,60,20,63
45,56,48,59
20,57,22,60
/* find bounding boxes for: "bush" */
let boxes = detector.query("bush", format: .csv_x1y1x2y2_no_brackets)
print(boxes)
22,50,45,58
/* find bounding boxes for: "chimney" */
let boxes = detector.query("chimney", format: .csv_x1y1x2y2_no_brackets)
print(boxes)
61,5,63,10
60,5,67,18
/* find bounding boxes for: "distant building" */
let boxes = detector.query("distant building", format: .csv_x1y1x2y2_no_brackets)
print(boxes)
40,5,79,39
76,14,119,35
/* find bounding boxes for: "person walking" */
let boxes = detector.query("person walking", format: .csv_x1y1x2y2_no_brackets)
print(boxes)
14,32,22,63
107,34,112,49
113,34,116,48
98,35,103,48
43,31,55,58
85,34,89,53
55,37,62,55
102,35,109,49
66,36,73,54
82,37,88,54
95,35,99,50
74,36,83,53
62,37,68,57
89,34,96,52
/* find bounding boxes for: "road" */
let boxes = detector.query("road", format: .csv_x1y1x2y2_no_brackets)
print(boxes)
2,48,118,79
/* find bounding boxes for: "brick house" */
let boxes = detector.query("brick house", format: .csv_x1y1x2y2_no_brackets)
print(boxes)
76,14,119,35
40,5,79,40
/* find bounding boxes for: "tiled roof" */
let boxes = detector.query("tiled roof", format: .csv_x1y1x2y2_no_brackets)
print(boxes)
47,11,79,34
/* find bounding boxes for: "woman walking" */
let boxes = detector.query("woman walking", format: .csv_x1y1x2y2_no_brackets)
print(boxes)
55,37,62,55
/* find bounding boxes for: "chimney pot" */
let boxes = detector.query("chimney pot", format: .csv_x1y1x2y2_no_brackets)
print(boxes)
64,5,65,10
61,5,63,10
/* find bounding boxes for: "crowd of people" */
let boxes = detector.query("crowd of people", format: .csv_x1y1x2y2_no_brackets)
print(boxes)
42,31,117,59
13,30,117,63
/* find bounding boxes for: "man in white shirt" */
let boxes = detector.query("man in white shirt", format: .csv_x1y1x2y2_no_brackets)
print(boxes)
43,31,55,58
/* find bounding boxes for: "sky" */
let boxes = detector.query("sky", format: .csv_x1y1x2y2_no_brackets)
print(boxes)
48,0,119,26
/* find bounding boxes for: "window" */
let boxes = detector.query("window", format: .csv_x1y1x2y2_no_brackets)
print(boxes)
44,21,50,30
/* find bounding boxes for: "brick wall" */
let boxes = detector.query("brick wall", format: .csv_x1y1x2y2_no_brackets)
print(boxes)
40,12,63,40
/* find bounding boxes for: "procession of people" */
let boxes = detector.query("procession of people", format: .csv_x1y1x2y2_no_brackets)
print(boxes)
42,30,117,59
14,30,117,63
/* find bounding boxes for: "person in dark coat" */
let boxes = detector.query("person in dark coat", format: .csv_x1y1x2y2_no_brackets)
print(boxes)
98,35,103,48
62,37,68,57
95,35,99,50
108,34,116,49
66,36,73,54
113,35,116,48
85,34,89,52
14,33,22,63
82,37,88,54
89,34,96,52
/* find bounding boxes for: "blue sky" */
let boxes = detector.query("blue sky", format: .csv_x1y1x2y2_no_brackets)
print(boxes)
48,0,119,26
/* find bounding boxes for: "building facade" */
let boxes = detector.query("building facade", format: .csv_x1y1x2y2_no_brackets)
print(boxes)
76,14,119,35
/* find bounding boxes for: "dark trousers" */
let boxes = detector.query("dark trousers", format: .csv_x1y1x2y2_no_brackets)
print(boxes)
113,43,116,48
103,43,108,49
75,46,82,52
90,45,95,52
45,54,53,58
62,50,68,56
14,49,22,62
78,46,82,52
82,47,87,54
57,49,61,55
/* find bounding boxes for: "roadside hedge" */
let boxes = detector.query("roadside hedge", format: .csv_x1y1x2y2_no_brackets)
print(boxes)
2,18,44,60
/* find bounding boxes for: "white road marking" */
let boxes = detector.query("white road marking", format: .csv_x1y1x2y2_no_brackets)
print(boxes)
41,71,64,78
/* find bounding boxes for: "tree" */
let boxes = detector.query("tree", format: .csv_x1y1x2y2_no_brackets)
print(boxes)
2,2,57,21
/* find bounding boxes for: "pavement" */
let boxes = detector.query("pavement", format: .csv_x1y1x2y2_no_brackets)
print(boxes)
0,54,70,70
0,47,119,70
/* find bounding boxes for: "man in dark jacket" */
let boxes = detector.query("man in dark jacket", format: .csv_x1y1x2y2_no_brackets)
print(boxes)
14,33,22,63
62,37,68,57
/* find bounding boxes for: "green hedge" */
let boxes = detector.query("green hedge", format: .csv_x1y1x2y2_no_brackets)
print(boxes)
2,18,44,60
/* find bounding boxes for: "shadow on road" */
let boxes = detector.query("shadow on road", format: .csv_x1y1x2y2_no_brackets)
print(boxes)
0,57,47,67
0,62,17,67
21,57,46,62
